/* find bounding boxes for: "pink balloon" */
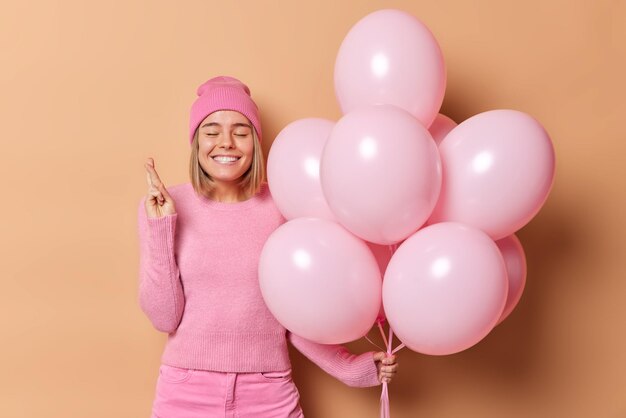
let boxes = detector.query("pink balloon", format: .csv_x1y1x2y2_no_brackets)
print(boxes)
428,113,457,146
267,118,336,220
428,110,556,240
334,9,446,127
259,218,381,344
383,222,508,355
495,234,527,325
320,104,442,245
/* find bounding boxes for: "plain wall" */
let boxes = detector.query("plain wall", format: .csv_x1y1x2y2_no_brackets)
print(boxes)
1,0,624,417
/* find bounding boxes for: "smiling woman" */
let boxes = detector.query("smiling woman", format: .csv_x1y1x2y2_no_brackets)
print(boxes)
139,75,397,418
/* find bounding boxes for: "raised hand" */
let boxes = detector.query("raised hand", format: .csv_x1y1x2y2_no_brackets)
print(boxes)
144,157,176,218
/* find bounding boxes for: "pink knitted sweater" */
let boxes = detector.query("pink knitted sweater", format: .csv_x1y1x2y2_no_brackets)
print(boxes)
137,181,380,387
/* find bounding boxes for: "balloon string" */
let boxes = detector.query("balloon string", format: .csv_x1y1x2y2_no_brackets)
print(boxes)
380,382,390,418
365,334,385,352
378,322,395,418
378,241,400,418
392,343,405,354
377,320,389,349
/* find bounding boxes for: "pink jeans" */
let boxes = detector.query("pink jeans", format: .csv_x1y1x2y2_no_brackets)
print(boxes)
150,364,305,418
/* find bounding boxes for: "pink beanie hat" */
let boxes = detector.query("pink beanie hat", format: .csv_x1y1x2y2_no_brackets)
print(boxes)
189,76,262,144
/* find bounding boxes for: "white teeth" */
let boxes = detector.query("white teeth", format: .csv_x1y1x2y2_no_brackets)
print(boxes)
213,156,240,163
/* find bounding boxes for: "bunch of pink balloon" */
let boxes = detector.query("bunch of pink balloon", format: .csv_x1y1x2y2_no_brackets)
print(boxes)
260,8,554,362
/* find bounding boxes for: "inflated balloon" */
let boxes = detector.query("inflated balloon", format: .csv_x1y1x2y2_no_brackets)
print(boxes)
383,222,508,355
259,218,381,344
267,118,336,220
428,109,556,240
428,113,457,146
495,234,527,325
334,9,446,127
320,104,442,245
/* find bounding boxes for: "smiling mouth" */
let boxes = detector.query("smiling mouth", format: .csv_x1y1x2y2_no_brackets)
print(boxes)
211,156,241,163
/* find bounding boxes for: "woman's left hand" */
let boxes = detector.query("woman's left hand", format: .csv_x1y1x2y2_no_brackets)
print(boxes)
373,352,398,384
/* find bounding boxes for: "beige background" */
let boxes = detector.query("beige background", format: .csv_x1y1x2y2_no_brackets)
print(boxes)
1,0,624,417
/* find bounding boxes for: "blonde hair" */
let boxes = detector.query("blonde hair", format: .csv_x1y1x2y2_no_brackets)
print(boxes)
189,126,265,200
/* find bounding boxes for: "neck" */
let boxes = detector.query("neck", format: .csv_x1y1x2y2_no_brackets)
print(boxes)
210,181,249,203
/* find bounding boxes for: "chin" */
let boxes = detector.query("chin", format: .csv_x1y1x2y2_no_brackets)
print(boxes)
212,175,242,183
202,161,247,180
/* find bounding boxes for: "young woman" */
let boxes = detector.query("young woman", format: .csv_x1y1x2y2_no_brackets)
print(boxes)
138,76,398,417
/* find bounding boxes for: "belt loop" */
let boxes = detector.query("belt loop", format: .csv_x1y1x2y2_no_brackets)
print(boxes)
224,372,237,417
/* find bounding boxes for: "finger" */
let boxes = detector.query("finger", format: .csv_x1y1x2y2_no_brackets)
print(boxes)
147,179,168,207
145,158,154,174
148,188,163,199
382,355,396,365
145,159,163,188
382,369,397,377
380,365,396,373
157,182,173,202
146,164,161,187
155,185,165,200
147,187,164,206
145,168,162,194
373,352,386,362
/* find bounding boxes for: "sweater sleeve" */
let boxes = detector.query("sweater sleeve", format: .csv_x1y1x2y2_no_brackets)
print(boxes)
287,331,381,388
137,197,185,333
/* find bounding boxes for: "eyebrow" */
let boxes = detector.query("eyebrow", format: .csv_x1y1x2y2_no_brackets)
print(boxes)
200,122,252,129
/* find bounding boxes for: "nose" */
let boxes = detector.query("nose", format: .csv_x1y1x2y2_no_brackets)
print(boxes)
218,133,235,149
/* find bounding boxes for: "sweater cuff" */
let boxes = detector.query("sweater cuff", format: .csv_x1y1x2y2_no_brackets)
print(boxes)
348,350,381,387
288,332,381,387
147,213,177,260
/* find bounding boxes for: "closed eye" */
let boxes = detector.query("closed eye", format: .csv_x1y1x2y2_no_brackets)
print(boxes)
204,133,249,138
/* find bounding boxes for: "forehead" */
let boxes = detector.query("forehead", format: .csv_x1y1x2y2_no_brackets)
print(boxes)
201,110,250,126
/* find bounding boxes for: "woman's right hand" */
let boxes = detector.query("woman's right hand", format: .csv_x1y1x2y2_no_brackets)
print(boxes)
145,157,176,218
